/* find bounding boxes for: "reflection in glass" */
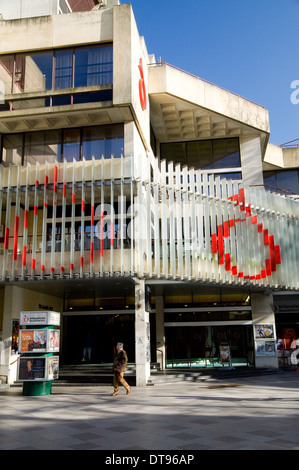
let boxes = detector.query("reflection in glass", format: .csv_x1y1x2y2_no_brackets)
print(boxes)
14,53,53,94
264,170,299,195
63,129,81,162
55,50,73,89
74,46,113,87
2,134,23,165
24,130,61,165
82,124,124,160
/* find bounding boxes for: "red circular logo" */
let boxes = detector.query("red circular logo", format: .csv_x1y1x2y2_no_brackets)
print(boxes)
138,58,147,111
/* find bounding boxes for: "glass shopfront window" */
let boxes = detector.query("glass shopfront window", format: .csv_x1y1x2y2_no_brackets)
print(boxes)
161,138,241,171
1,124,124,165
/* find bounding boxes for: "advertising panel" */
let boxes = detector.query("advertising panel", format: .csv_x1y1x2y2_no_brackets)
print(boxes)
18,356,59,382
19,330,60,353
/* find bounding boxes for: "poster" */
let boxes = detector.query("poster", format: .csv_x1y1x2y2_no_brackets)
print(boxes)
19,330,60,353
254,324,274,339
18,356,59,381
18,357,46,381
255,341,276,357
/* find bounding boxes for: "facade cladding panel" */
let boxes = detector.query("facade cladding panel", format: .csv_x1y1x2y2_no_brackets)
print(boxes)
0,1,298,387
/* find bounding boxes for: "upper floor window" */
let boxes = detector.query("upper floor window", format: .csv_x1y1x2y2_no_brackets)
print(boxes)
160,138,240,171
0,44,113,109
263,170,299,195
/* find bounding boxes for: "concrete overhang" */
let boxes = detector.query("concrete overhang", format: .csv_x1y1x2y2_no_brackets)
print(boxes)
149,64,270,155
0,100,133,134
263,142,299,170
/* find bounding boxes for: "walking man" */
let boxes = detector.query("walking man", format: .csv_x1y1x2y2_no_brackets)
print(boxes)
112,342,131,396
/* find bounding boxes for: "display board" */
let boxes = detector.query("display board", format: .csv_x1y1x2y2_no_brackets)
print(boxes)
20,311,60,326
18,356,59,382
19,329,60,354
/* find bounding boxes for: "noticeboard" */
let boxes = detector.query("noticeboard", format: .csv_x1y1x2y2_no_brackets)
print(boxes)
20,311,60,327
17,356,59,382
19,329,60,354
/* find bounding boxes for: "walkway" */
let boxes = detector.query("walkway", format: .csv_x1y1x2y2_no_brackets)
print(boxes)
1,369,299,450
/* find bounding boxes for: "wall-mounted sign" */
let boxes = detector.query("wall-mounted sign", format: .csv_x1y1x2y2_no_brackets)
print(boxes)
254,324,274,339
17,356,59,382
138,58,147,111
19,329,60,354
20,311,60,326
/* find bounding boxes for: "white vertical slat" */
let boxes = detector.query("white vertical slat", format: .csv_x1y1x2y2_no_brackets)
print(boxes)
110,155,114,276
175,164,184,279
70,158,76,279
182,166,191,280
31,163,40,280
3,165,12,280
119,154,124,276
80,158,86,278
161,160,168,278
100,156,104,277
60,159,67,278
21,164,31,280
194,171,204,280
40,161,49,279
167,162,176,279
12,165,21,280
90,157,95,278
189,168,197,280
50,161,58,278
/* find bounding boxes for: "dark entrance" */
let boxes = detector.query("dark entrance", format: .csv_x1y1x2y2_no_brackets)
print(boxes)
62,313,135,365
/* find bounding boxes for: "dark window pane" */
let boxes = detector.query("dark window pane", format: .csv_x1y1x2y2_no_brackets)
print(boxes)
52,95,72,106
24,130,61,165
55,50,73,89
187,140,213,169
73,90,112,104
213,138,240,169
160,142,186,165
74,45,113,87
263,171,276,190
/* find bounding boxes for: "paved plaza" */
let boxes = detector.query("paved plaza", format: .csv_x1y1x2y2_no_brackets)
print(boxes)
1,369,299,451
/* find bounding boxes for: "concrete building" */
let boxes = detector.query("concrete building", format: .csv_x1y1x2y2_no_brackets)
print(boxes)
0,0,298,387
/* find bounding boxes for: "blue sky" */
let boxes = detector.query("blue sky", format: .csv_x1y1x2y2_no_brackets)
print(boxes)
127,0,299,146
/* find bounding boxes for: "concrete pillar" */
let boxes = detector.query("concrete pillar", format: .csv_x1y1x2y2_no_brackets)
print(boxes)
155,294,166,370
0,286,25,384
251,292,279,369
239,136,264,186
135,279,150,386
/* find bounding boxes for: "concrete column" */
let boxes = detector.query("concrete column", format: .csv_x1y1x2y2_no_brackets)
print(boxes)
155,294,166,370
239,136,264,186
251,292,279,369
0,286,25,384
135,279,150,386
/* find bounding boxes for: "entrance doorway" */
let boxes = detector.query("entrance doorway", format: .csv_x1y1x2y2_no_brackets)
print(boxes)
62,313,135,365
165,324,254,368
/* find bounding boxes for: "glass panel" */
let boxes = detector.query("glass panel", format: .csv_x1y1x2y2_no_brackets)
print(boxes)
73,90,112,104
24,130,61,165
74,45,113,87
2,134,23,165
55,50,73,89
63,129,80,161
213,138,240,168
82,124,124,160
160,142,186,164
276,170,299,195
13,53,53,94
187,140,213,169
263,171,276,190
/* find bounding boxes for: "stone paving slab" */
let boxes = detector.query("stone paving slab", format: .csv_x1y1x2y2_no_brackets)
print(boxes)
1,369,299,451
